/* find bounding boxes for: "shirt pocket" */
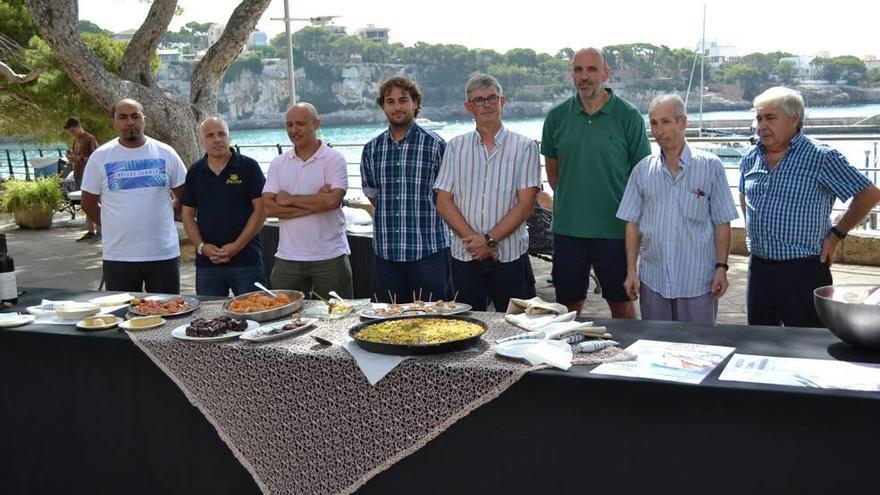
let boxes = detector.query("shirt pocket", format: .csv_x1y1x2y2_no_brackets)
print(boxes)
678,193,709,222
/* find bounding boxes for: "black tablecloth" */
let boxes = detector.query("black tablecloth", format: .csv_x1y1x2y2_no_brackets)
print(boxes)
2,288,880,494
261,223,375,298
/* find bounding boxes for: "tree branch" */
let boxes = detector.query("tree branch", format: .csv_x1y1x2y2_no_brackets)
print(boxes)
0,61,44,84
190,0,271,119
119,0,178,86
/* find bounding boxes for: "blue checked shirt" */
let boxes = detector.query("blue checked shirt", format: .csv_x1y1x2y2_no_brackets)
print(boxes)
739,133,872,260
617,144,739,298
361,124,450,261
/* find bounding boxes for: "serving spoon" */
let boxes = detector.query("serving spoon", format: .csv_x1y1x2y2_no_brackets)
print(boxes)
254,282,277,298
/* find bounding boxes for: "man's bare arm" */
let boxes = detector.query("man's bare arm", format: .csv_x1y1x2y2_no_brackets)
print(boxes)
81,191,101,226
275,188,345,213
544,157,559,191
262,192,314,219
487,187,539,242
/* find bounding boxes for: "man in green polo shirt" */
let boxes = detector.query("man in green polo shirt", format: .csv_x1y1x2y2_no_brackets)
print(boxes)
541,47,651,318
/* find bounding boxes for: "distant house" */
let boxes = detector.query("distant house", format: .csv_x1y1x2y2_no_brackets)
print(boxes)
249,31,268,48
112,29,137,43
779,56,817,78
158,49,182,63
865,56,880,71
700,41,738,67
355,25,389,44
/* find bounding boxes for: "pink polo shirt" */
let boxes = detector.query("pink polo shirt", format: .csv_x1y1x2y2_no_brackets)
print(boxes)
263,143,350,261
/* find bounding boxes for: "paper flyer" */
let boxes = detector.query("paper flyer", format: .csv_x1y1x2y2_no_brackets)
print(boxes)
719,353,880,392
591,339,735,384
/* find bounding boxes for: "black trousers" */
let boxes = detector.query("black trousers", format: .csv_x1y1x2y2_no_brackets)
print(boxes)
103,257,180,295
747,255,832,327
451,253,536,312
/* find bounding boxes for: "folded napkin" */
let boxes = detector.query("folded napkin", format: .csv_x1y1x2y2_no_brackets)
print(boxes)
504,311,577,332
506,297,568,316
341,338,410,386
495,339,573,370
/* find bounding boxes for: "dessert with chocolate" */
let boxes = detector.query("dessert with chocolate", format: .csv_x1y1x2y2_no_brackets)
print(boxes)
186,316,247,337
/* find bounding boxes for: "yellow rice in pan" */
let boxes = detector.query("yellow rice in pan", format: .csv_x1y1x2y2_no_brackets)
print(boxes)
356,318,483,345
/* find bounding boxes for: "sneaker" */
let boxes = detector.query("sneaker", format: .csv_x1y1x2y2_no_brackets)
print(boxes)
76,232,95,242
89,233,102,244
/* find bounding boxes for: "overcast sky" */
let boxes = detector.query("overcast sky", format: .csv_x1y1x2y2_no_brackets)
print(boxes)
79,0,878,58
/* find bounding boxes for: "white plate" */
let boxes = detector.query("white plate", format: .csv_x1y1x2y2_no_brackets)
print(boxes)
89,293,135,307
240,317,317,343
119,317,166,331
76,316,122,331
171,319,259,342
0,314,36,328
55,302,101,320
494,339,571,363
359,302,473,319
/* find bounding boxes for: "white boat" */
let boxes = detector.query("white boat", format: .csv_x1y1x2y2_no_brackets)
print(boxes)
415,118,447,130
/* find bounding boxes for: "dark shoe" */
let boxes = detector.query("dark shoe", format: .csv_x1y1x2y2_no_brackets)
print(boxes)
76,232,95,242
89,233,102,244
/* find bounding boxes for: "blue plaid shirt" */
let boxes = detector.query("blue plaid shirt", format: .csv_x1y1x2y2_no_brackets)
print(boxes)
361,124,450,261
739,133,872,260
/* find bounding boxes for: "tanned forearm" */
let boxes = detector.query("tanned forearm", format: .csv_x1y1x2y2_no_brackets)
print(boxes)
262,193,313,219
625,222,641,274
714,223,731,263
276,189,344,213
545,157,559,191
834,185,880,233
81,191,101,226
232,199,267,249
181,206,203,247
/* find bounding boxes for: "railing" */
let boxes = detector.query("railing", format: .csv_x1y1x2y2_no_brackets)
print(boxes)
5,135,880,229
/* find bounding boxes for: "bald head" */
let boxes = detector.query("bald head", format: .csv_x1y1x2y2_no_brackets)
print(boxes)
112,98,146,147
199,117,232,160
570,47,611,105
572,47,607,67
285,102,321,150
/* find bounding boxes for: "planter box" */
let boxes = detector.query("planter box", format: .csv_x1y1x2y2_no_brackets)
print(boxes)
13,207,54,229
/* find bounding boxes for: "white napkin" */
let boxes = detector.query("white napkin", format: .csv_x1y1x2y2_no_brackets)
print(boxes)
341,338,410,386
495,339,573,370
0,312,22,322
506,297,568,315
504,311,578,331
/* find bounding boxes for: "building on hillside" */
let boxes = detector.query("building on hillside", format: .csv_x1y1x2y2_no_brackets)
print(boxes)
355,25,389,43
699,40,738,67
779,55,817,78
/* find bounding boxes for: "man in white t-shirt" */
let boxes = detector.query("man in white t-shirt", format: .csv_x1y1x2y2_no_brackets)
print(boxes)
81,99,187,294
262,102,352,300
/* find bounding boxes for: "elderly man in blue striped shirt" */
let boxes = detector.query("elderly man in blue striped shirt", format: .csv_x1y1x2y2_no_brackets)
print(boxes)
740,87,880,327
361,76,451,303
617,94,739,324
434,74,542,311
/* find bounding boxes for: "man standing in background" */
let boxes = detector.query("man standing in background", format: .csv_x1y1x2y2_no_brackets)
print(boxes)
63,117,99,242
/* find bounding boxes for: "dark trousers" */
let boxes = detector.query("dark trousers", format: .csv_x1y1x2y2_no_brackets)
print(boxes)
374,249,451,303
747,255,832,327
103,257,180,295
451,253,536,312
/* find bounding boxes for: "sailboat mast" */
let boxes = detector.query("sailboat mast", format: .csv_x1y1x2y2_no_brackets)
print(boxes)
699,4,706,137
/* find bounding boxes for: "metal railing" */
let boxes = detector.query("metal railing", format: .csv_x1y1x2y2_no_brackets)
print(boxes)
5,135,880,229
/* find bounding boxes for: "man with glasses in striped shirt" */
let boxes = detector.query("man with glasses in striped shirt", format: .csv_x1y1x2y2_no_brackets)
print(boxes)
434,74,541,311
740,87,880,327
617,94,739,324
361,77,451,303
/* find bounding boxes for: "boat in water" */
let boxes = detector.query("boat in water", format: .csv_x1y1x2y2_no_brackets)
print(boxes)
415,117,447,130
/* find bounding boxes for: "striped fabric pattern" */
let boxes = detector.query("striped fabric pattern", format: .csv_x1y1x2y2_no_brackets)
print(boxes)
739,134,873,260
617,144,739,298
434,127,542,263
360,124,450,261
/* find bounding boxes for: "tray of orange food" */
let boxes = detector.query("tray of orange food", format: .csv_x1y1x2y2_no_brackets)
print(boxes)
222,290,305,322
130,294,199,317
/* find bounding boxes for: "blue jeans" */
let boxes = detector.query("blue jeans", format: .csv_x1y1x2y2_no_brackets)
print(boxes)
374,248,451,303
195,264,268,297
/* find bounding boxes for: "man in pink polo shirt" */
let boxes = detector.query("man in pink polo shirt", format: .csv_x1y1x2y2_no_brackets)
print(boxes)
262,103,353,299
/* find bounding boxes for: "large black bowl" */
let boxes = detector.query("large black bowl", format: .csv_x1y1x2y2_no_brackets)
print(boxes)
349,314,487,355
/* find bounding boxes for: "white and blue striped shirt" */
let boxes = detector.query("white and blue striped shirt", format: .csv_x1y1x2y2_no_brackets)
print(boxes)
617,144,739,298
434,127,542,263
739,134,872,260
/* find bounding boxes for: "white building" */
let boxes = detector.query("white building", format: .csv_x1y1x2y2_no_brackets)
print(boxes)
779,56,817,78
249,31,268,48
207,23,225,47
356,24,389,43
699,40,738,67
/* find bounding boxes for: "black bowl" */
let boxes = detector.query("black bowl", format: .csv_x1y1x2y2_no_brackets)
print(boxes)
349,314,487,355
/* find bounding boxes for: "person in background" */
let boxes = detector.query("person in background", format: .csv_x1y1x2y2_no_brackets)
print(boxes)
63,117,99,242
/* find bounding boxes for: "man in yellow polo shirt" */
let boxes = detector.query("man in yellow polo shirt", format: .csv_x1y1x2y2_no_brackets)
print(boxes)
541,47,651,318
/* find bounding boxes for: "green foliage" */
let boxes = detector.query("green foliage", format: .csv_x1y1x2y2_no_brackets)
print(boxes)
224,55,264,83
0,0,34,46
1,177,66,212
603,43,697,86
721,64,764,100
78,20,110,36
812,56,867,84
0,2,132,145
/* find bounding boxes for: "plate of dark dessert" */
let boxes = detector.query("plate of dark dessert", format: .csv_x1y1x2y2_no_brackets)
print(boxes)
171,316,258,342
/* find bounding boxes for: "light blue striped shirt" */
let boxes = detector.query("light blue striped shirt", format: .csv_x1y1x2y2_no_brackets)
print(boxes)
617,144,739,298
434,127,542,263
739,133,872,260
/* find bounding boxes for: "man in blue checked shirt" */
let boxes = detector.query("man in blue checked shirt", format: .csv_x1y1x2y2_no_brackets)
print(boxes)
361,76,452,303
617,94,739,324
740,87,880,327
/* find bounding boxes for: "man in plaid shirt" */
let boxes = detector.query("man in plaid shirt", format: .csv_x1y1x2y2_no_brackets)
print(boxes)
361,76,451,303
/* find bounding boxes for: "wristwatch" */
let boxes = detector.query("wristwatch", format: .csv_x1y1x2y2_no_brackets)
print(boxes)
197,242,205,256
484,233,498,249
715,262,729,271
830,226,847,240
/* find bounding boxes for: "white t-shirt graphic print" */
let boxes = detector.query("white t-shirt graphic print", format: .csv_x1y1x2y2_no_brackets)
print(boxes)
82,137,187,261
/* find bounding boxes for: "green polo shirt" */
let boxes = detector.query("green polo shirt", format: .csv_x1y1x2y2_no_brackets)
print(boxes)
541,89,651,239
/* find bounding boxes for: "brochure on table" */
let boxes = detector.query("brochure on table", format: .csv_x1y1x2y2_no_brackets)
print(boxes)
591,339,735,385
719,353,880,392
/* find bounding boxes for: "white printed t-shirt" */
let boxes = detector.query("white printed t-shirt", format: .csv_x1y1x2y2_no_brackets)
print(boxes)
81,137,187,262
263,142,350,261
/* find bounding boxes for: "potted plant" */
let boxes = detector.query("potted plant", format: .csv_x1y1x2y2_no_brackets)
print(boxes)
1,178,66,229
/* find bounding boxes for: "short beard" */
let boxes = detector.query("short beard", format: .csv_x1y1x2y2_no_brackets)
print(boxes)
122,131,142,143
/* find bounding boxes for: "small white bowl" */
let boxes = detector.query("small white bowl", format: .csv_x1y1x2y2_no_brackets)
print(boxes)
55,302,101,320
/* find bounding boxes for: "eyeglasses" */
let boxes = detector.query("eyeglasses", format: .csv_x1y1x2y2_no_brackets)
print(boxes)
469,95,501,107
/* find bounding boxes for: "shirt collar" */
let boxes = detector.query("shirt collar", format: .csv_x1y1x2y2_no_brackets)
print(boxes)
572,88,616,116
384,123,419,144
471,125,508,146
197,148,241,174
287,141,328,163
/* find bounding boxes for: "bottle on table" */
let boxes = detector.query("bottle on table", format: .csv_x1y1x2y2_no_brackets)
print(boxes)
0,234,18,307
